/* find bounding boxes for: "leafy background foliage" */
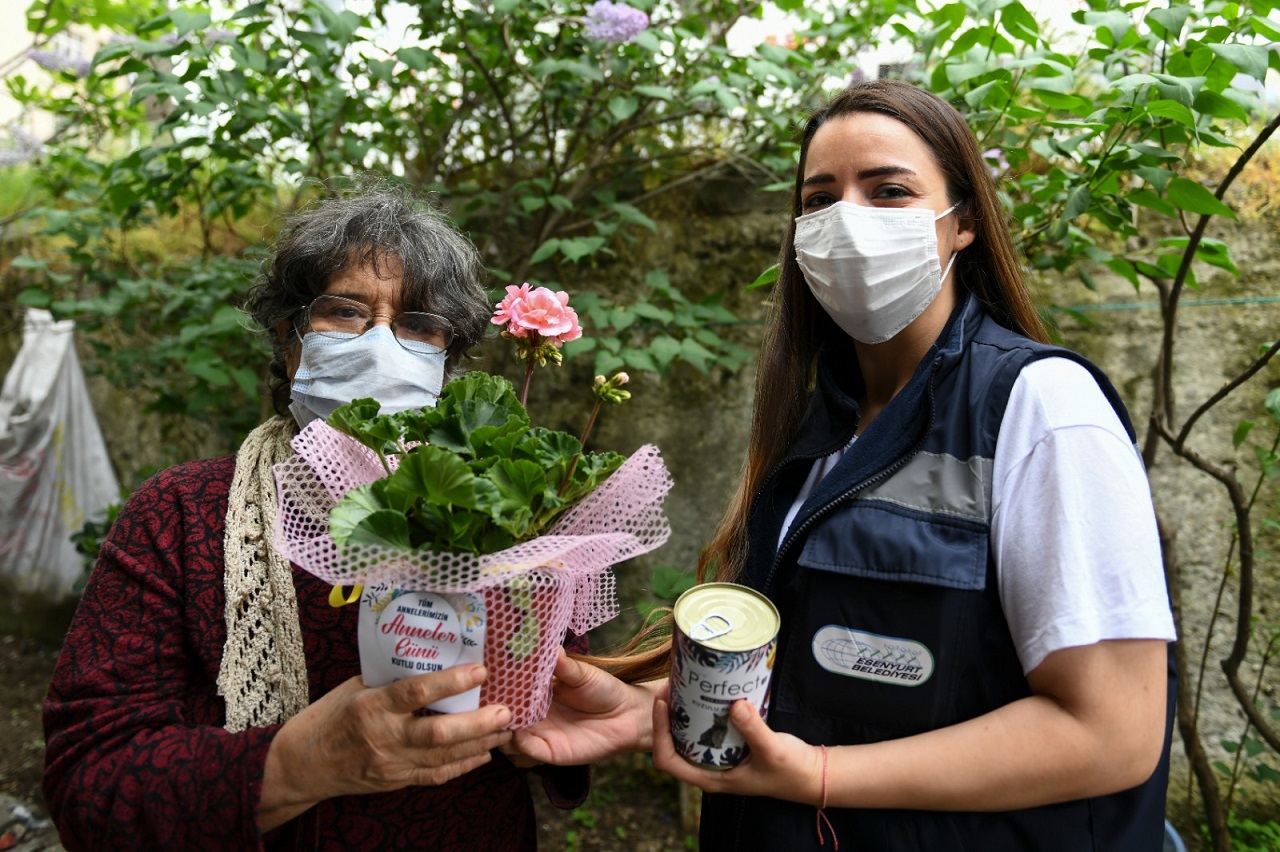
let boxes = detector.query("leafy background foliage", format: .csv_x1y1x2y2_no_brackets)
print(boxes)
2,0,1278,846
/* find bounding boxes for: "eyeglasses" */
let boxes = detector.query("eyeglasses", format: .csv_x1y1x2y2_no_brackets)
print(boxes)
297,295,454,353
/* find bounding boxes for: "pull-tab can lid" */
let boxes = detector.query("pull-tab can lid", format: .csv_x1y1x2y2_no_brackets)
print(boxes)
673,582,780,652
689,613,734,642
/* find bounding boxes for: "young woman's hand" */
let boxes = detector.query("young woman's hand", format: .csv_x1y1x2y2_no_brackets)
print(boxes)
259,665,513,830
512,650,659,765
650,684,823,805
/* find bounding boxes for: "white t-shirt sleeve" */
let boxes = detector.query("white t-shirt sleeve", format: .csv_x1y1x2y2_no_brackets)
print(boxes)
992,357,1176,674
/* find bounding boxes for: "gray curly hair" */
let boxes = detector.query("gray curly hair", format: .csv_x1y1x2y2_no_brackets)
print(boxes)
244,180,492,415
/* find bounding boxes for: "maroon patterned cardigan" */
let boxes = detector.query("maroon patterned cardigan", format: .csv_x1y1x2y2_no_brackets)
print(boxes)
43,455,589,851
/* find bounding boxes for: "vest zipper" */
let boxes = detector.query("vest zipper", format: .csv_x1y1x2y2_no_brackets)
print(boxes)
762,366,940,597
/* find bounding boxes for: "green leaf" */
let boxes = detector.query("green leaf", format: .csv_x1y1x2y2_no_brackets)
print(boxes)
1063,184,1091,222
313,4,358,42
330,483,412,549
608,95,639,121
1145,99,1196,128
1104,258,1140,288
714,88,740,111
1147,7,1191,40
1032,89,1091,113
1153,73,1197,106
621,348,658,374
679,338,716,374
999,2,1041,43
530,239,561,265
632,303,674,323
1255,445,1280,480
1166,177,1238,220
535,59,604,83
634,85,674,101
326,399,409,460
1193,91,1250,123
559,237,607,263
399,46,438,72
1112,73,1159,94
650,564,695,600
1082,10,1131,44
170,8,212,36
1265,388,1280,424
393,446,482,509
648,335,681,370
1158,237,1239,275
486,458,547,537
1233,420,1255,449
92,41,137,66
747,263,779,291
232,2,269,20
633,30,661,52
1251,15,1280,41
609,306,637,332
1134,167,1175,192
1207,43,1270,81
610,202,656,231
1127,188,1176,217
185,349,230,385
963,79,1006,109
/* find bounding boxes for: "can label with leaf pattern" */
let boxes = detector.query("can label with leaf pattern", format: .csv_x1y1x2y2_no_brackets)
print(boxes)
669,582,779,770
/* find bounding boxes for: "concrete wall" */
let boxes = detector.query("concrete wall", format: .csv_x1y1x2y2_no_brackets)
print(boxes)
1034,214,1280,817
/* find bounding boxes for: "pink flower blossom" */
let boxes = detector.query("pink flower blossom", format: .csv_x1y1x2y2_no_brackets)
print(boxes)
492,283,532,336
492,283,582,345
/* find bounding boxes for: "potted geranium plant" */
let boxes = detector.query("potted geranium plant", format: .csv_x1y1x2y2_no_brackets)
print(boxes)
271,285,672,727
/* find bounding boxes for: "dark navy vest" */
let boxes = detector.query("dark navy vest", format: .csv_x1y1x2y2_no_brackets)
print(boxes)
699,295,1176,851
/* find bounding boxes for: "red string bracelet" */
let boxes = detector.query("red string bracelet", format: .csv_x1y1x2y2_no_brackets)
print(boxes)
815,744,839,850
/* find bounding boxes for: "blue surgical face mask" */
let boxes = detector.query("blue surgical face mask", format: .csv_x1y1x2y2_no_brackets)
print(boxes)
288,325,446,428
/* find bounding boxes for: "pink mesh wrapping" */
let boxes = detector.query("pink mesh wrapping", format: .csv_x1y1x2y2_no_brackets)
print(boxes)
273,420,673,727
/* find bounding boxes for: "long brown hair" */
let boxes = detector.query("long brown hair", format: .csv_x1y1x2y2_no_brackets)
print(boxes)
588,80,1047,683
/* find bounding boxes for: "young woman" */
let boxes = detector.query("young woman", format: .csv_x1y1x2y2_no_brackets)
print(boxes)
513,80,1177,850
43,184,588,851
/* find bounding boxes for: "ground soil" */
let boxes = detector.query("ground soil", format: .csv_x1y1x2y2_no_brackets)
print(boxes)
0,628,691,852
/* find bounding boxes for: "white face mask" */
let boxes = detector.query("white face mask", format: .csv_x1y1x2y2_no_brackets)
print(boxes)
289,325,446,428
794,201,961,344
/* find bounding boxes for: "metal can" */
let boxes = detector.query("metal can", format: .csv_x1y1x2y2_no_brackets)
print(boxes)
669,582,780,770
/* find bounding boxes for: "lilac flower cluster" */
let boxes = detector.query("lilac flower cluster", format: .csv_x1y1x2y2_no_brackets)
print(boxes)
0,124,44,168
982,147,1009,180
26,47,91,79
583,1,649,44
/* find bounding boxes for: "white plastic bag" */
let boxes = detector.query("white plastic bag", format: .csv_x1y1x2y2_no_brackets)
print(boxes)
0,309,119,601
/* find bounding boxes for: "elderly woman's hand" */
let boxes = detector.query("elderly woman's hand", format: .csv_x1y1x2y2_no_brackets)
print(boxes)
259,664,512,831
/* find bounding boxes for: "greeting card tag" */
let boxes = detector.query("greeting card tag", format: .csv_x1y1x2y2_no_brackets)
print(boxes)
357,584,486,713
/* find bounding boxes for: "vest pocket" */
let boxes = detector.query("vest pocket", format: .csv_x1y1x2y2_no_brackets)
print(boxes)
797,499,989,590
772,501,991,736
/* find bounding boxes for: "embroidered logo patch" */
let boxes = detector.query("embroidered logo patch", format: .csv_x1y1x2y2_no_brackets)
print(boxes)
811,625,934,686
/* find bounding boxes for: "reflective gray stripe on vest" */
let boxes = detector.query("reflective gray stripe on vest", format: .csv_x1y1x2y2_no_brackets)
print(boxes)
853,451,993,523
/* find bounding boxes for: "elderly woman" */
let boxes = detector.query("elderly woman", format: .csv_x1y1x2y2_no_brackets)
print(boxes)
42,184,587,850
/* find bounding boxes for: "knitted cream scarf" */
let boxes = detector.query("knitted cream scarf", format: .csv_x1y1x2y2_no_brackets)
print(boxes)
218,415,311,732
